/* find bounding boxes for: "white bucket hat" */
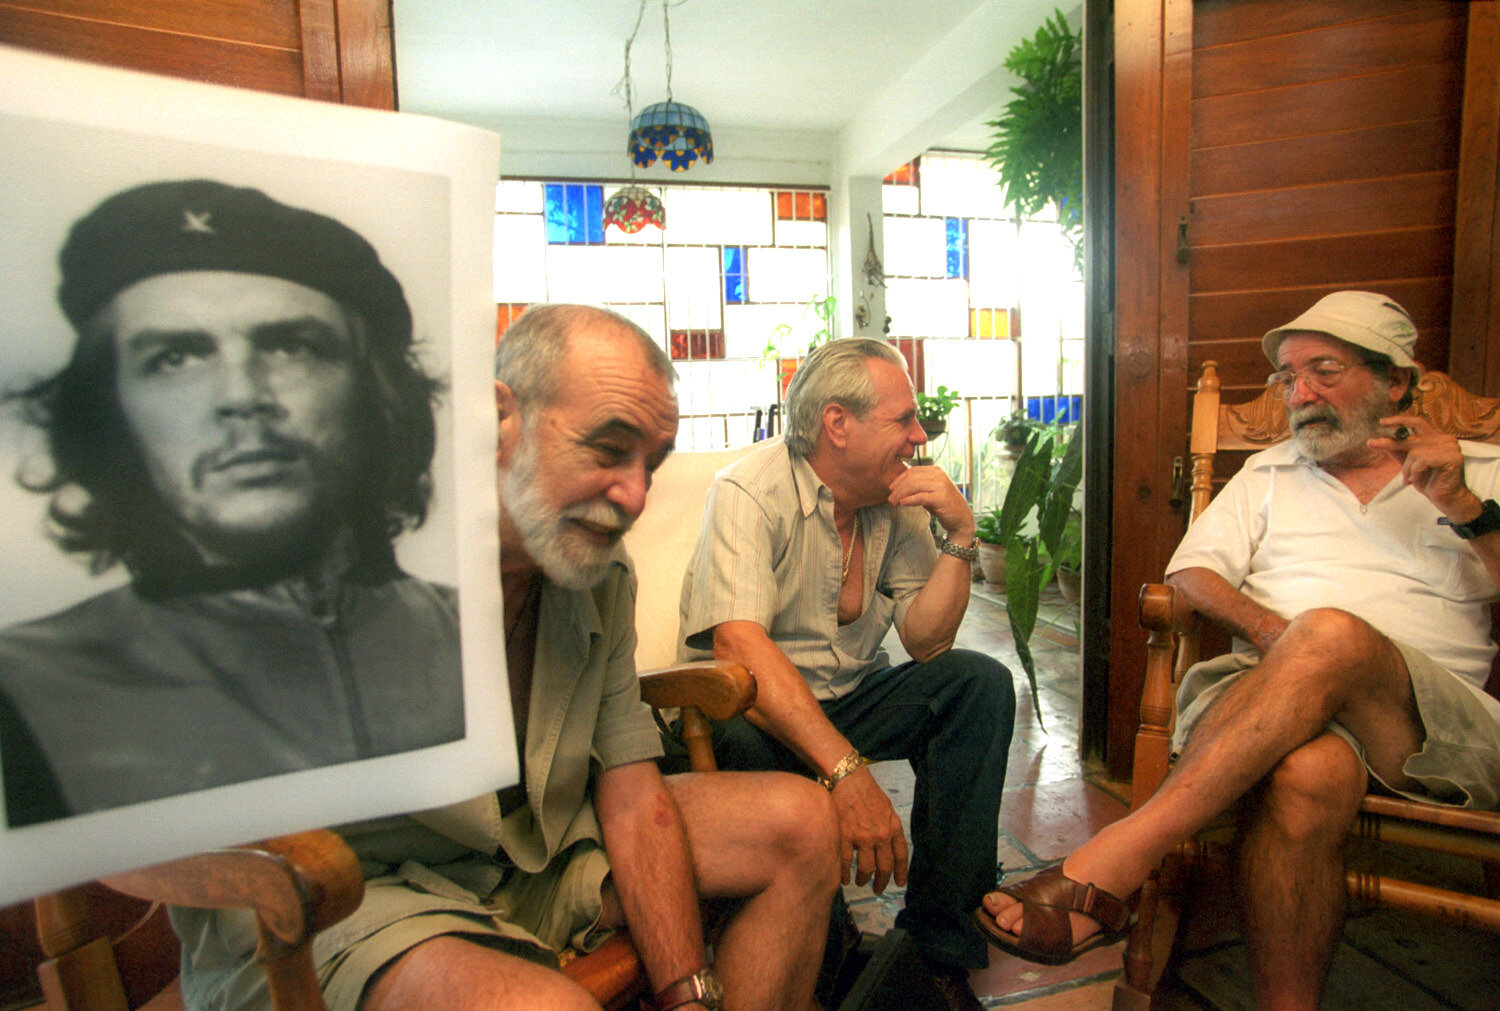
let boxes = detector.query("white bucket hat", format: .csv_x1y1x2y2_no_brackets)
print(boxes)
1261,290,1417,368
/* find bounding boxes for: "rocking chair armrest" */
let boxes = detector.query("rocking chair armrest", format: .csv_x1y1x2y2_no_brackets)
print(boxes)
100,829,363,953
638,661,756,722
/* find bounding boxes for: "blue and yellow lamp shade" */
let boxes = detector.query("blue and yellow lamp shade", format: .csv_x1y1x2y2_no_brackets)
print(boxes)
629,101,714,171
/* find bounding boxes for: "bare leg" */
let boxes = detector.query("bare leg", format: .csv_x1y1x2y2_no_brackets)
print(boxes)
981,608,1422,947
667,770,842,1011
1237,733,1366,1011
362,935,602,1011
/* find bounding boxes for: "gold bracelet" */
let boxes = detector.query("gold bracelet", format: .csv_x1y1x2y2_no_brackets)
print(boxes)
818,749,863,791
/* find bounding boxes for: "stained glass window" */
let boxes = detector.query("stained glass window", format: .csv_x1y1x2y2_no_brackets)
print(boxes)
945,218,968,279
723,246,747,304
544,183,603,244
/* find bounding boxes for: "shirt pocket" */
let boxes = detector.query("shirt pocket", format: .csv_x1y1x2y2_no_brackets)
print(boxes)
1414,526,1492,601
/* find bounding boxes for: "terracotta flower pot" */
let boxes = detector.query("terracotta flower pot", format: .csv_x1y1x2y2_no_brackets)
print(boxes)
977,541,1007,591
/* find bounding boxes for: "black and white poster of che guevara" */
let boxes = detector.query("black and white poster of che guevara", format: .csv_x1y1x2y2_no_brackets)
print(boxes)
0,44,511,904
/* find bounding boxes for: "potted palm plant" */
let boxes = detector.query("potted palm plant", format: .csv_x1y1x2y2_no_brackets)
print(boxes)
916,385,961,439
989,422,1082,724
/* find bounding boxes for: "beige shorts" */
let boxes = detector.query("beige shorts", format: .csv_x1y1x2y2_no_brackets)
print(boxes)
1173,642,1500,811
172,840,613,1011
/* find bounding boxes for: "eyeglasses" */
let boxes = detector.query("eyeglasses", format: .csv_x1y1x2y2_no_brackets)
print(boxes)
1265,361,1367,399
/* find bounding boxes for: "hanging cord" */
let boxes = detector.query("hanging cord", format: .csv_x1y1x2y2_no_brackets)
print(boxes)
612,0,649,180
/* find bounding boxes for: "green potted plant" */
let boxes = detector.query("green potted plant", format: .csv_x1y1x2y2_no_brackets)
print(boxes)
764,294,838,396
990,421,1082,725
995,410,1042,456
974,505,1008,589
915,385,961,439
984,8,1082,268
1046,508,1083,603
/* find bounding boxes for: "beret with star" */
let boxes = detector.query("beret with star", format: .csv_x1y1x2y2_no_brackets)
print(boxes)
57,179,413,348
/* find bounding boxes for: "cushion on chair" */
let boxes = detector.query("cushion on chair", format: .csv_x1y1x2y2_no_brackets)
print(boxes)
622,443,759,671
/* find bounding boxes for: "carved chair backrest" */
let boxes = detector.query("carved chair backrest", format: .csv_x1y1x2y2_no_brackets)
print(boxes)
1188,362,1500,524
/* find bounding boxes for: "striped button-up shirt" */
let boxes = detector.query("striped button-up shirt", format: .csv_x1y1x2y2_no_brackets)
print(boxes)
677,439,938,699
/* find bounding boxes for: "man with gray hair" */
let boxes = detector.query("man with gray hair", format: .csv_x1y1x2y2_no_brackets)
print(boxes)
679,337,1015,1010
977,291,1500,1006
175,303,842,1011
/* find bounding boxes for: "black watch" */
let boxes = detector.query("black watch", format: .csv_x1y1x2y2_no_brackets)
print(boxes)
1438,498,1500,540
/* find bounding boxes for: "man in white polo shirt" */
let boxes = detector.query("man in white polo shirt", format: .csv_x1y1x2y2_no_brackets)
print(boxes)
975,291,1500,1007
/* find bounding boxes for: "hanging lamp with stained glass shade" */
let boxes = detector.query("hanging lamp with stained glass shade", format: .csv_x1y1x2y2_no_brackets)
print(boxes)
603,184,665,233
629,100,714,171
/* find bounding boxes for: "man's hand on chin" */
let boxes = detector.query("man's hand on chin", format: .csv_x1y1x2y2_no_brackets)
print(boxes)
888,465,975,541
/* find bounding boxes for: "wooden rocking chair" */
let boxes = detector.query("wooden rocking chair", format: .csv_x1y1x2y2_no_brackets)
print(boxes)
15,661,754,1011
1114,361,1500,1008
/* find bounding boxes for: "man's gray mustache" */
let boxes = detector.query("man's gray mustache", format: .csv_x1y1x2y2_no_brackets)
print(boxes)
563,500,632,535
1290,407,1340,432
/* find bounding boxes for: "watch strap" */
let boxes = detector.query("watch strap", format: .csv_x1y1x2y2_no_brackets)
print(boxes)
1438,498,1500,540
648,968,720,1011
936,535,979,564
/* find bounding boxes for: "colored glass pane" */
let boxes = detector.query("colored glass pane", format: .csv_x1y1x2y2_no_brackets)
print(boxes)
773,190,828,221
723,246,747,305
669,329,726,361
884,160,919,186
945,217,968,279
543,183,604,244
887,337,925,391
969,308,1013,339
495,303,528,342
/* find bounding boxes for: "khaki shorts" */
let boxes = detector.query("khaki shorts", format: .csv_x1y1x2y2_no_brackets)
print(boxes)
172,840,613,1011
1173,642,1500,811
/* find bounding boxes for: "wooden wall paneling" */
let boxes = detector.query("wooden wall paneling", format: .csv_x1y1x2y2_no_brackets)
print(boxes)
1190,229,1457,296
299,0,342,102
1191,0,1442,49
0,3,304,95
0,0,301,47
1192,64,1464,149
1105,0,1191,778
1190,281,1453,343
1192,5,1466,99
0,0,394,109
1192,118,1463,196
332,0,395,110
1191,174,1457,246
1451,1,1500,395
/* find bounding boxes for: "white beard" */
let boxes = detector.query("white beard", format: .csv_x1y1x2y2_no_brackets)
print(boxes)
1289,385,1388,463
501,434,631,590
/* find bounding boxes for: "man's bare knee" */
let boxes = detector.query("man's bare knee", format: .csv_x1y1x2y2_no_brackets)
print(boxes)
1258,736,1366,840
1278,608,1385,662
362,935,601,1011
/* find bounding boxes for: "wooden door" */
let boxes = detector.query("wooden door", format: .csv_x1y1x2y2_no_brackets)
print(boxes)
0,0,394,108
1106,0,1497,776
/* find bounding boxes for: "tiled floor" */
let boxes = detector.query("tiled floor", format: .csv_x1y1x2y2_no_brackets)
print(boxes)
845,584,1500,1010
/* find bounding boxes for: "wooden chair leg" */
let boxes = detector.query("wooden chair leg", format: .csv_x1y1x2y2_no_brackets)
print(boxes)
1113,854,1187,1010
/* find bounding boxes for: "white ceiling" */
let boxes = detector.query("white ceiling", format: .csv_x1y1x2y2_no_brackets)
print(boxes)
392,0,1070,185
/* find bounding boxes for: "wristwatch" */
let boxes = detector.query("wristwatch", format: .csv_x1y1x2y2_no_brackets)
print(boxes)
1438,498,1500,540
648,967,723,1011
936,535,979,564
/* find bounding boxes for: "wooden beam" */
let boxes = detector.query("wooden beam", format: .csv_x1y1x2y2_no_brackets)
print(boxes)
1451,1,1500,394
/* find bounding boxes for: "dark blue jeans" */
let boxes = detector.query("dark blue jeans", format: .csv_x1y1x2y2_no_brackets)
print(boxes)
711,647,1015,968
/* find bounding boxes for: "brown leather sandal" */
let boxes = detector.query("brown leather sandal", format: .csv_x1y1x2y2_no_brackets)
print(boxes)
972,864,1138,966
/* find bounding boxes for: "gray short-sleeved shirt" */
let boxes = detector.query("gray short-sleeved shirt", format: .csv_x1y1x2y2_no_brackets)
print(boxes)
677,439,938,699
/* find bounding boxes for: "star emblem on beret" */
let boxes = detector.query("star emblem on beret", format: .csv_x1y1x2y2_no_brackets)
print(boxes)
181,209,215,235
